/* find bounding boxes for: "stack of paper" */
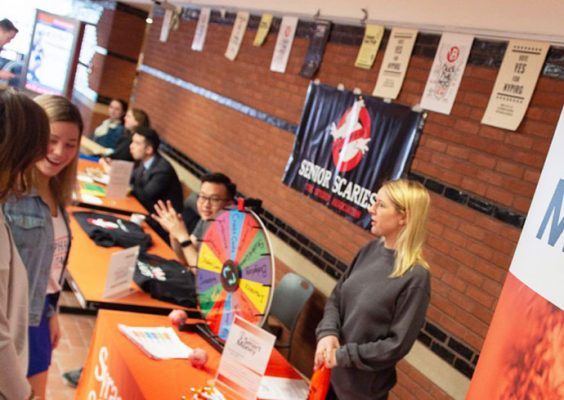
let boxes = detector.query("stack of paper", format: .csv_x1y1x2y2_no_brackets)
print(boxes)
118,324,193,359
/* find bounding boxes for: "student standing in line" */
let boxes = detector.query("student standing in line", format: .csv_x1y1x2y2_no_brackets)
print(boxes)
0,89,50,400
3,94,83,399
314,179,432,400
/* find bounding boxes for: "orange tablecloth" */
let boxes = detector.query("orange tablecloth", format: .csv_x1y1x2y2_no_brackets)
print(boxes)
75,310,302,400
66,206,190,313
77,158,148,215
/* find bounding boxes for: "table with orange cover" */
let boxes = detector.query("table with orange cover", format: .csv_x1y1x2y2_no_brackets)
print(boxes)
75,310,303,400
65,206,192,314
77,157,148,215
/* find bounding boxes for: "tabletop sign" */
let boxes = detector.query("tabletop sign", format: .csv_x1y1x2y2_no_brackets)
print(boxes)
106,160,134,199
103,245,139,298
482,39,549,131
215,316,276,400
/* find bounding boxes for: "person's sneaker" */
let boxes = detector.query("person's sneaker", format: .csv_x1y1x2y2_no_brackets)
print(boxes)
62,367,83,388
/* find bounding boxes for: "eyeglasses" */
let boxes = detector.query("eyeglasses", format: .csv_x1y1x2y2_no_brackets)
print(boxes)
197,194,227,205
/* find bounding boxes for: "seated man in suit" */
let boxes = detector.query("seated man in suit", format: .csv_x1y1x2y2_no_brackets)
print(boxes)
129,127,183,239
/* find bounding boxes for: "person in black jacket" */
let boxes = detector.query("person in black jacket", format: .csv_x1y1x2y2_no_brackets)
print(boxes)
129,127,183,229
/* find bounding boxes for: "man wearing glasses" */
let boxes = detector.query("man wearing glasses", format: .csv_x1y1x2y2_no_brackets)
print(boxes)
152,172,236,270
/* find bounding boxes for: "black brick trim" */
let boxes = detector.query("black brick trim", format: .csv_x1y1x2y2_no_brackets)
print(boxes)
408,172,526,228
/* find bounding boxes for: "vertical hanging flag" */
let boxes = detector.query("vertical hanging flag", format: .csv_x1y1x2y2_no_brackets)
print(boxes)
354,24,384,69
192,8,211,51
482,39,549,131
420,33,474,114
159,9,173,42
300,20,331,78
225,11,250,61
372,28,418,100
253,14,273,47
270,16,298,73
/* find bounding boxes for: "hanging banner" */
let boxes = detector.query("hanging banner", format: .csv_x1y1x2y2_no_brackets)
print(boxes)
225,11,250,61
468,106,564,398
192,8,211,51
283,83,423,228
372,27,418,99
253,14,272,47
159,9,173,42
354,24,384,69
482,39,549,131
300,20,332,78
270,16,298,73
420,33,474,115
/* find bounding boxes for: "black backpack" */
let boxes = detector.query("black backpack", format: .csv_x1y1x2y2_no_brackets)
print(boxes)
133,253,197,309
73,211,152,251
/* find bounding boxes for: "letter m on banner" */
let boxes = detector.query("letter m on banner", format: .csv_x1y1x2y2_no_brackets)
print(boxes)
282,83,424,229
536,179,564,250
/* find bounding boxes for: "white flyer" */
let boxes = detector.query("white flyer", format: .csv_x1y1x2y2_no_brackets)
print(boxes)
215,316,276,400
420,33,474,115
270,16,298,73
103,246,139,299
105,160,134,199
159,9,173,42
192,8,211,51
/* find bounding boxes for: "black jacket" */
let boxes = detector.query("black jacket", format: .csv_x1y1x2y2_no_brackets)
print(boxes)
131,154,183,213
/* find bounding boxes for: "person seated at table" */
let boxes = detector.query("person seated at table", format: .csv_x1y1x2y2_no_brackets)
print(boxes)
152,172,236,269
91,98,127,149
98,108,150,170
0,89,50,400
3,94,83,399
130,127,183,240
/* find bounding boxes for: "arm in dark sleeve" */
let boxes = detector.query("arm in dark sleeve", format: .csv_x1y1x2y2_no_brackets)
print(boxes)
134,169,175,211
315,254,360,341
336,281,430,372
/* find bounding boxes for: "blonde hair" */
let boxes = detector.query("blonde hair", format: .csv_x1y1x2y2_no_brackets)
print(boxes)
0,89,49,201
33,94,83,206
381,179,431,278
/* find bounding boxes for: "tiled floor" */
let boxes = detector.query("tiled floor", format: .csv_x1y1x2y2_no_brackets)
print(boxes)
46,292,96,400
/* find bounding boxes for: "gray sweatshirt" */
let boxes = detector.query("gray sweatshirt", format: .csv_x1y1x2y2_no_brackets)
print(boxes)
316,239,430,400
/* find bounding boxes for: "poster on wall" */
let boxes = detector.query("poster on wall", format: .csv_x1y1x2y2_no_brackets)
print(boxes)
300,20,331,78
192,8,211,51
420,33,474,115
283,83,423,229
467,106,564,398
225,11,250,61
372,27,418,100
270,16,298,73
253,14,272,47
482,39,549,131
354,24,384,69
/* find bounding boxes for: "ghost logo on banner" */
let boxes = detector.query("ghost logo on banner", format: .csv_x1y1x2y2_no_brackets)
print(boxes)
330,98,372,173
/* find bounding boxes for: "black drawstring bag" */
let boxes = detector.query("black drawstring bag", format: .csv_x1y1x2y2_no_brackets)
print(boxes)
73,211,152,251
133,253,197,308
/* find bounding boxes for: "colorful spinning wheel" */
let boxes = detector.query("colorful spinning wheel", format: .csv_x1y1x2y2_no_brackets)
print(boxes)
196,207,275,341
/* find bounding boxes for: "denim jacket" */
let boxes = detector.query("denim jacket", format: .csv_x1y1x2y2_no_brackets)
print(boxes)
2,193,71,326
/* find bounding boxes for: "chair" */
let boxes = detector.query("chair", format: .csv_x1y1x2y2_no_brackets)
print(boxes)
266,272,315,360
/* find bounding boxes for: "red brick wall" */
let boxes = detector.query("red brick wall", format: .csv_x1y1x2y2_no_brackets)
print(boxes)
131,13,564,397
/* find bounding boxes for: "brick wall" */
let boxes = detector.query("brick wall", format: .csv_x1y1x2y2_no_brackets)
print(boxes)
131,9,564,397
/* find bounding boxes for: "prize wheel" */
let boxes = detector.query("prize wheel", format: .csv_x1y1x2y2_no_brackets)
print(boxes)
196,207,275,341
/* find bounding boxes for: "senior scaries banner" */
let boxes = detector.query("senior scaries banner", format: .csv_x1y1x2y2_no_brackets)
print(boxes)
283,83,423,229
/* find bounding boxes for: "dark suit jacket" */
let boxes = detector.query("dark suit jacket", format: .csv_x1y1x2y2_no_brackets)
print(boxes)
131,154,183,214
